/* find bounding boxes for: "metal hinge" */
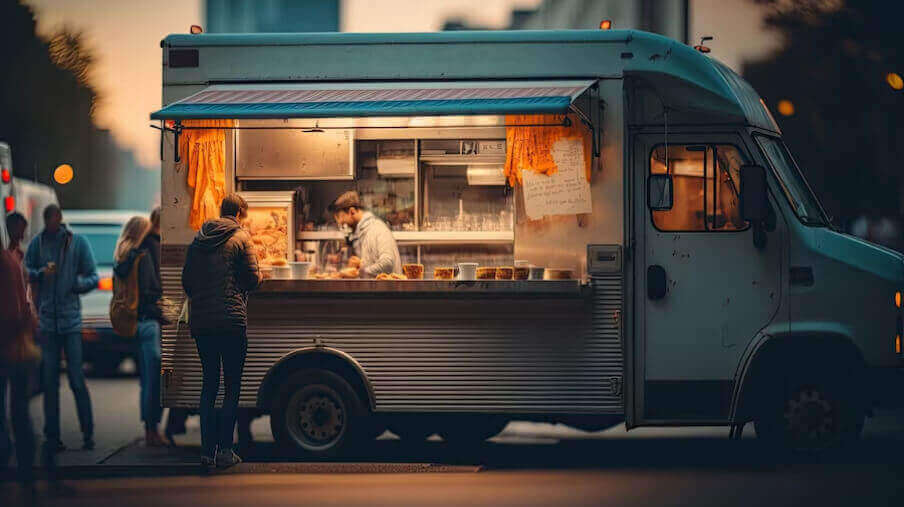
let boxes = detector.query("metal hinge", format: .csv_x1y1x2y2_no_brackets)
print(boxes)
609,376,623,398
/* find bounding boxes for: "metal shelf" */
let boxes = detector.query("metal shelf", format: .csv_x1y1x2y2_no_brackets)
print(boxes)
297,230,513,244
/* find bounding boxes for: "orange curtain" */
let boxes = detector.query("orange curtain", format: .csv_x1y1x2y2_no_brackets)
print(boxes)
503,113,592,187
178,119,233,230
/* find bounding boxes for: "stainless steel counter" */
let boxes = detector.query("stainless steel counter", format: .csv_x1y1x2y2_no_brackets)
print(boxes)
258,279,583,295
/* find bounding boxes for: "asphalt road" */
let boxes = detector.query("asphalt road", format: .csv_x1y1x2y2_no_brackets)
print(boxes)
3,375,903,507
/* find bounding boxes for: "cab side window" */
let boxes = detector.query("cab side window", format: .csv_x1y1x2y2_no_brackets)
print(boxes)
649,144,747,232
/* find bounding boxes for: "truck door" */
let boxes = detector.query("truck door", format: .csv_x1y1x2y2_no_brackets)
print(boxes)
631,133,783,424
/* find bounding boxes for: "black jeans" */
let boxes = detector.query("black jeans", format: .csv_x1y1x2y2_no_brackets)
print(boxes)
0,364,36,482
193,329,247,457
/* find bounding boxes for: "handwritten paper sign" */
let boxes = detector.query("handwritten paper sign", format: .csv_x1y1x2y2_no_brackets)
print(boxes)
522,138,592,220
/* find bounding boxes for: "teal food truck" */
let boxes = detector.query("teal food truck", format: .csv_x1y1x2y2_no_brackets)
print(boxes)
152,29,903,456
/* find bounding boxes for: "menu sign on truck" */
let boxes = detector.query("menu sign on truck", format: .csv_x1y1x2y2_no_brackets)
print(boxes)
522,138,592,220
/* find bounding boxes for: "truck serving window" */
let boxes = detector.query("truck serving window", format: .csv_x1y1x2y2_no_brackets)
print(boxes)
755,136,828,227
649,144,747,232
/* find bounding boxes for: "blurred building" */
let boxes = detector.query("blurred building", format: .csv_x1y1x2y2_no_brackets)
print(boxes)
205,0,340,33
444,0,689,43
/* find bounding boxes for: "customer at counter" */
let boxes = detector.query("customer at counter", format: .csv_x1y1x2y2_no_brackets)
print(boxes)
330,191,401,278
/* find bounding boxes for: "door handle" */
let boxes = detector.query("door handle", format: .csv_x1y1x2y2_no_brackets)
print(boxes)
647,265,667,300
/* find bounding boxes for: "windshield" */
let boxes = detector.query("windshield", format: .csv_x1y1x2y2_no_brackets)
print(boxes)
755,135,828,226
68,224,121,266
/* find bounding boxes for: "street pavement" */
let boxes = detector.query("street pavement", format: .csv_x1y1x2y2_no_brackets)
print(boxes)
2,375,903,506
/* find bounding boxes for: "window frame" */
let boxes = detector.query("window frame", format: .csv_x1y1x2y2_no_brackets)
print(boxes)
647,142,751,234
753,134,829,228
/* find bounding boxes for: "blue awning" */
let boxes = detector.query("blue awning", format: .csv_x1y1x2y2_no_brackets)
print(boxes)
150,80,595,120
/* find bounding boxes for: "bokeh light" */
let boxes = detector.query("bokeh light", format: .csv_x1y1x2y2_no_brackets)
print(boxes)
886,72,903,90
54,164,74,184
777,99,795,117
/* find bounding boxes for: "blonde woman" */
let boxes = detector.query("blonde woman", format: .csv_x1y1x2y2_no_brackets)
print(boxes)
113,216,166,447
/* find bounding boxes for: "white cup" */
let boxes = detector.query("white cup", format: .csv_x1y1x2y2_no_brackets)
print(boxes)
289,262,311,279
272,265,291,280
528,266,545,280
457,262,478,281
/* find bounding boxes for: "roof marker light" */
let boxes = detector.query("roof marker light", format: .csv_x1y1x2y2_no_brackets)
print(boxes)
1,168,9,183
190,25,203,35
599,20,612,30
4,196,14,212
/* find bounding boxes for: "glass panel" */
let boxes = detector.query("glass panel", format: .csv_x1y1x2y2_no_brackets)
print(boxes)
357,141,415,231
68,225,120,266
420,164,513,232
755,136,827,226
650,145,706,231
246,205,289,266
710,145,746,231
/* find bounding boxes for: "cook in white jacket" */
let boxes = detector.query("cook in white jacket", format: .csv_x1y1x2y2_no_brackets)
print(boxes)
331,191,401,278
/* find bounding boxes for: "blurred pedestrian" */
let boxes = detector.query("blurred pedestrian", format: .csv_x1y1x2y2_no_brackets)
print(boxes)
6,212,28,263
182,193,262,468
113,215,167,446
24,204,98,453
0,232,39,488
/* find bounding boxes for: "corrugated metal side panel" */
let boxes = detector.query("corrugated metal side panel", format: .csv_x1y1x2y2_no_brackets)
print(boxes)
162,266,623,414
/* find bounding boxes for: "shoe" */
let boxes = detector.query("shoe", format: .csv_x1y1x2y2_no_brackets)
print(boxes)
215,449,242,468
200,455,216,469
145,430,167,448
164,429,178,447
82,437,95,451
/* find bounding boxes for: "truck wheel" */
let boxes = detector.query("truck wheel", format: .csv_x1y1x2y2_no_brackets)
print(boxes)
271,370,364,457
438,416,508,444
754,372,864,452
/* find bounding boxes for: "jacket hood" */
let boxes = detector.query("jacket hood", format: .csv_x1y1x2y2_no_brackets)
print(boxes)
194,217,240,251
113,249,141,278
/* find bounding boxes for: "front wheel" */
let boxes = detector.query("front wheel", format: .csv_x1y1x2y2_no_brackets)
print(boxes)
754,372,864,452
271,370,365,458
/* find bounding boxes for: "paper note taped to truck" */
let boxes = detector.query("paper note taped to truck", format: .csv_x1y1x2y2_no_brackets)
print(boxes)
522,138,592,220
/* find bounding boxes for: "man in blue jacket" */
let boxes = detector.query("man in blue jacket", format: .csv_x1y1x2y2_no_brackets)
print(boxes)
24,204,99,452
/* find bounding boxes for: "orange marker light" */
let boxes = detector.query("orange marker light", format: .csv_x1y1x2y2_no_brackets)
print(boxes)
190,25,204,34
887,72,903,91
896,291,902,308
98,277,114,291
54,164,73,185
599,20,612,30
897,335,901,354
777,99,795,117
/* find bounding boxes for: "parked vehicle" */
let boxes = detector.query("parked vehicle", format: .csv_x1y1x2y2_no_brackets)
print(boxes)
65,209,148,376
152,28,904,456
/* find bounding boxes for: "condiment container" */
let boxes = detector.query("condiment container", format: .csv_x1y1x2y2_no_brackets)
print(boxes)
403,263,424,280
458,262,478,280
271,265,291,280
495,266,514,280
528,266,545,280
289,261,311,279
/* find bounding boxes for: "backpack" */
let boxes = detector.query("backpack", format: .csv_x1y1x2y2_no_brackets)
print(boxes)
109,251,146,337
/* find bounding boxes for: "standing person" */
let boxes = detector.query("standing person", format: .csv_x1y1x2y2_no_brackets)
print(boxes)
330,191,401,278
24,204,98,453
182,193,262,468
6,212,28,263
0,228,38,489
113,215,167,446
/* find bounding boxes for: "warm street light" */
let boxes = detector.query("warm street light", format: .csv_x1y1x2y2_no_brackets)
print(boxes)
886,72,903,90
777,99,795,116
54,163,74,184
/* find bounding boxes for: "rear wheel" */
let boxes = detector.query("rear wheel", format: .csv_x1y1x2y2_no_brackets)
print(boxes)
271,370,364,457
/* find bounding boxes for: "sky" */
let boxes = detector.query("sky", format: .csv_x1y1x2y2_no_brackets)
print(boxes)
23,0,776,171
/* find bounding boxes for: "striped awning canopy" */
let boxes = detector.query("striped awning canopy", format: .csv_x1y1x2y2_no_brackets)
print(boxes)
150,80,595,120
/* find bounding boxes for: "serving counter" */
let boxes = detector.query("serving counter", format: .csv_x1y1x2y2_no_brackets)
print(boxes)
257,278,584,296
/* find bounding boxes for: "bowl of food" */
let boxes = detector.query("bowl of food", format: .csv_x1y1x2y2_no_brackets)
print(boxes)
402,263,424,280
433,267,455,280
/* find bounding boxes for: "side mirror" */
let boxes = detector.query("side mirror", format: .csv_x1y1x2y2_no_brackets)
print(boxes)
648,174,673,211
740,165,768,222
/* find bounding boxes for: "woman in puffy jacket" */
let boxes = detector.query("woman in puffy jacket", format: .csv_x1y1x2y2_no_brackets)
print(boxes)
113,216,166,447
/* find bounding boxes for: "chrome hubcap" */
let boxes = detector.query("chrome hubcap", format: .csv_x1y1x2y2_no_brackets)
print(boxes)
784,388,835,440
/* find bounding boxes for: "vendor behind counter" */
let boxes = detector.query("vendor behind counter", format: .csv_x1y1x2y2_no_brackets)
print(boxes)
330,191,401,278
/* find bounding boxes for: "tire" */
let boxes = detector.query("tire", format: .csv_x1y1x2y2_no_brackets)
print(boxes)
437,416,509,444
387,417,436,442
270,369,365,458
754,369,864,452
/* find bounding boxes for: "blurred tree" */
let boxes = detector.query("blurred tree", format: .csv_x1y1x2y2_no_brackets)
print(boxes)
0,0,120,208
744,0,904,229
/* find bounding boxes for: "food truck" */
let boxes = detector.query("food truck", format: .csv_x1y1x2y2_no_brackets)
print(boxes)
152,29,904,455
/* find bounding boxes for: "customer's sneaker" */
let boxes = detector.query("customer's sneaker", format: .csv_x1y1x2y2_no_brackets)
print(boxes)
82,437,95,451
215,449,242,468
200,455,216,469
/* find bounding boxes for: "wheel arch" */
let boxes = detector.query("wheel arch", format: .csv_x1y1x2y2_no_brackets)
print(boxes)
729,331,867,424
257,346,376,412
